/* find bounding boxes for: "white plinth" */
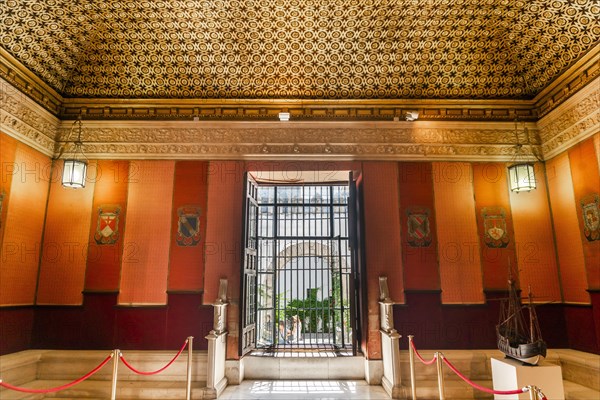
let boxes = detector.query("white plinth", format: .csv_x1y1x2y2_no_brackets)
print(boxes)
491,357,565,400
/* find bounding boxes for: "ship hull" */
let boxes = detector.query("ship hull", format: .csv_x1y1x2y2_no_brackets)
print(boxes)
497,333,547,365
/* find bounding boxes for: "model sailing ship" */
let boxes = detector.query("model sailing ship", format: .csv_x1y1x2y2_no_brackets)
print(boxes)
496,278,547,365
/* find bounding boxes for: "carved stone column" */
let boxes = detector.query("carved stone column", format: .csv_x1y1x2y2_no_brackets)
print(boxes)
378,276,407,399
206,279,229,396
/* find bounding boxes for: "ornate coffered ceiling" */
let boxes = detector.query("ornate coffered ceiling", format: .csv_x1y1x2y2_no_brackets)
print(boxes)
0,0,598,118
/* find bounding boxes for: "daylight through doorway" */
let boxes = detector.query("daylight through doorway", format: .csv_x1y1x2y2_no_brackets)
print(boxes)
253,183,354,353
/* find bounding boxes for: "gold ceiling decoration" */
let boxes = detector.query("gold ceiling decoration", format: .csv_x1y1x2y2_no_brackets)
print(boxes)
1,0,598,101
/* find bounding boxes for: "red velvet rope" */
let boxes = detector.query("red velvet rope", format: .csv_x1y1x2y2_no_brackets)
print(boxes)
0,354,112,394
410,339,437,365
119,339,188,375
441,356,526,395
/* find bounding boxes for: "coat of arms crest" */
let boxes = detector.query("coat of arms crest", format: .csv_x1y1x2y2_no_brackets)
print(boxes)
581,194,600,242
94,205,120,245
177,206,201,246
406,207,432,247
481,207,509,248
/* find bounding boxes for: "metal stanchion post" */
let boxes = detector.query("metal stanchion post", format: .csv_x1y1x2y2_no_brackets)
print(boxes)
186,336,194,400
529,385,542,400
111,349,119,400
435,352,445,400
408,335,417,400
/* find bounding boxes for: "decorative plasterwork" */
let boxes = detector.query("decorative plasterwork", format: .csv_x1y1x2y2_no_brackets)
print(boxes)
54,119,540,161
0,77,59,156
0,48,62,115
538,76,600,159
1,0,599,101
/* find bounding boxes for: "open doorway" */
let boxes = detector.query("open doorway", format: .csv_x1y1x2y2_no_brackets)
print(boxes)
240,171,364,356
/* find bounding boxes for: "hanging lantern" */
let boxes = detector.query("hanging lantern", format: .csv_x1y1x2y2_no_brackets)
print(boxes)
508,162,536,192
60,117,88,188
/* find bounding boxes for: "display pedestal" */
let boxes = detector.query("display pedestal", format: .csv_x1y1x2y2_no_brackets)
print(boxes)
491,357,564,400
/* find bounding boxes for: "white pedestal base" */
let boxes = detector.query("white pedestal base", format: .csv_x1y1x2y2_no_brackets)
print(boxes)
491,357,565,400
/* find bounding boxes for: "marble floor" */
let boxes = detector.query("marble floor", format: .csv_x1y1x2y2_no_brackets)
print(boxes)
219,380,390,399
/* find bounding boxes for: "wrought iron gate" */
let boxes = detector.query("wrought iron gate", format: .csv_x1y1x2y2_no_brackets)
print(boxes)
253,184,354,351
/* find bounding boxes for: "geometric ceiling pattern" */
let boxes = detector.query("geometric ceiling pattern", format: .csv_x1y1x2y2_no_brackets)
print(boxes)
1,0,598,100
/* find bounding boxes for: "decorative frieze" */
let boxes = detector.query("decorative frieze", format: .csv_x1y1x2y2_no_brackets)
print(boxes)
52,120,541,161
0,77,58,156
538,77,600,159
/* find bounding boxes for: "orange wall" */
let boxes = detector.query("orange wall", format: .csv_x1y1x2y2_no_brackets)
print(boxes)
362,161,404,359
85,160,130,291
546,154,588,303
36,162,96,305
118,161,175,305
433,162,484,304
569,137,600,289
510,164,562,302
204,161,245,359
0,136,51,305
472,163,516,290
398,162,440,290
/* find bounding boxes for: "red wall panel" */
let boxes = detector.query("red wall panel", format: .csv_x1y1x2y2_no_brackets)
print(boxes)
37,162,96,305
85,160,130,291
398,162,440,290
510,164,562,303
119,161,175,305
362,161,404,359
569,137,600,289
204,161,245,359
0,143,50,305
168,161,208,292
433,162,484,304
472,163,516,290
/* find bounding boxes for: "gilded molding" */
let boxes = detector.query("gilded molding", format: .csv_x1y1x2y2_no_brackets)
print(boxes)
0,78,59,156
55,120,540,161
538,77,600,159
0,48,63,115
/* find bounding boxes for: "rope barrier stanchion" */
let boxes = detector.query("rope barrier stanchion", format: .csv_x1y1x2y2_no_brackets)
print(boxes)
119,338,189,375
435,352,446,400
410,338,437,365
111,349,119,400
408,335,417,400
441,355,529,396
186,336,194,400
0,353,113,394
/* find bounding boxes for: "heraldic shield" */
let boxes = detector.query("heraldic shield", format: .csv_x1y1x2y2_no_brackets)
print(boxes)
482,207,509,248
406,207,432,247
177,206,201,246
581,194,600,242
94,205,120,245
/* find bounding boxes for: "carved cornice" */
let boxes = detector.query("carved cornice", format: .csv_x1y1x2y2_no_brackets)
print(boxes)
59,98,539,122
535,44,600,119
0,48,63,116
538,76,600,160
0,77,59,156
55,120,540,161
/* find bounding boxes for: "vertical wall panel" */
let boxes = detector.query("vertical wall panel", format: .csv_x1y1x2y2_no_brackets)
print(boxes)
363,162,404,360
569,137,600,289
398,162,440,290
510,165,562,302
0,143,50,305
472,163,516,290
37,162,96,304
85,160,130,291
204,161,244,359
168,161,208,292
0,134,18,248
119,161,175,305
433,162,484,304
594,133,600,172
